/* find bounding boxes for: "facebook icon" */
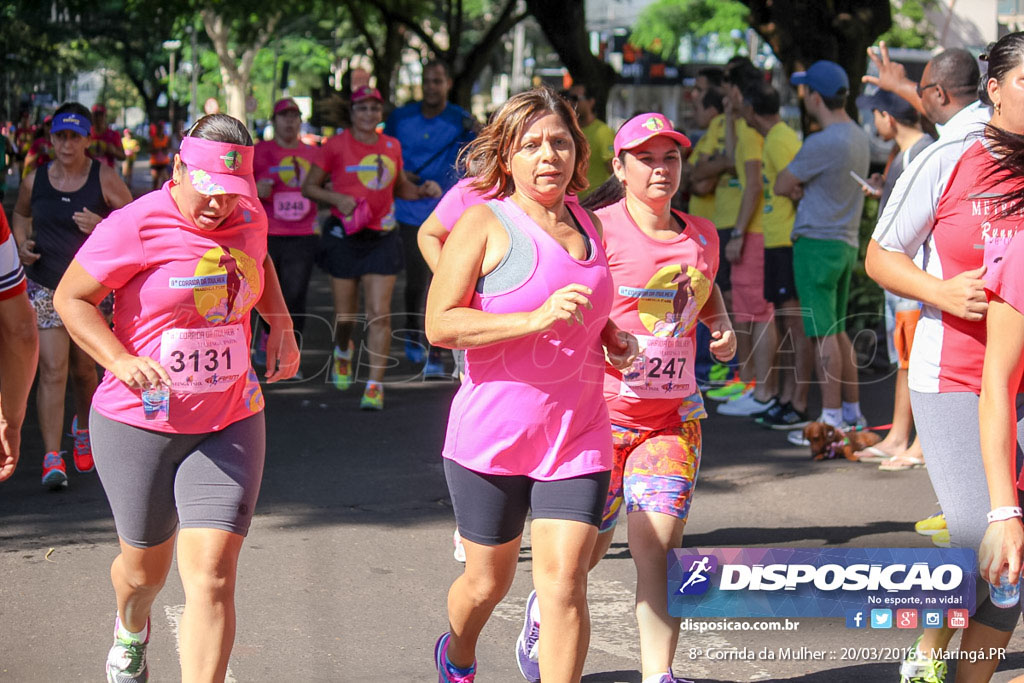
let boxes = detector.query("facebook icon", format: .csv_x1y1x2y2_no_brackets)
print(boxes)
846,610,866,629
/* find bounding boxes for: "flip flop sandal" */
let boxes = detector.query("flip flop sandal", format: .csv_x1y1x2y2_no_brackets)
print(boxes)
878,453,926,471
853,445,893,463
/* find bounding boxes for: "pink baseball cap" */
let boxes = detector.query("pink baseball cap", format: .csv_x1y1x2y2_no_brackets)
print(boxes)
273,98,300,115
351,86,383,104
613,113,691,157
179,136,256,198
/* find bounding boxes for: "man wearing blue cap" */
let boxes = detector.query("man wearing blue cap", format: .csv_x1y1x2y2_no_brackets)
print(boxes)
774,60,870,439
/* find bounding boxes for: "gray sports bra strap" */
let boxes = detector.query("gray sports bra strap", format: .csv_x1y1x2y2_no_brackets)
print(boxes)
476,200,538,295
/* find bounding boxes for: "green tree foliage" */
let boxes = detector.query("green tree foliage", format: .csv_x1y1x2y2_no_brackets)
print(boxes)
878,0,938,50
630,0,751,60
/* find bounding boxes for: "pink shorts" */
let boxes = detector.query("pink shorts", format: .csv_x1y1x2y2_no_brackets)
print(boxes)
730,232,774,323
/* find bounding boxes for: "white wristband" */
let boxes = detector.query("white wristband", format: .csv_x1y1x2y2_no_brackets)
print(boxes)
987,506,1023,523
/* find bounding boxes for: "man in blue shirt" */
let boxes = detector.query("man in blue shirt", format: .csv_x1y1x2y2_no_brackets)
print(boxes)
384,61,477,375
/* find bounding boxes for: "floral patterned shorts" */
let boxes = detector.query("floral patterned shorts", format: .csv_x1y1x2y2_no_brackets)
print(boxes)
27,279,113,329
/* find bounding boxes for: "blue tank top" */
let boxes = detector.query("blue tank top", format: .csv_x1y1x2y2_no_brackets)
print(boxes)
28,160,108,289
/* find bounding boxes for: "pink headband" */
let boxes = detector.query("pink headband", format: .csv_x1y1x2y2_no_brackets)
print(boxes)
179,137,255,197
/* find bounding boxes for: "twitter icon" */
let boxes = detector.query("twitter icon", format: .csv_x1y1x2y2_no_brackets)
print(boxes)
871,609,893,629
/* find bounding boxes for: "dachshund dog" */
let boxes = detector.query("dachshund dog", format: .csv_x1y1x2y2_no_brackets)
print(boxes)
802,422,881,461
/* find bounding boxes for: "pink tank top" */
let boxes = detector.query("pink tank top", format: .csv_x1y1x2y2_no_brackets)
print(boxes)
442,197,614,480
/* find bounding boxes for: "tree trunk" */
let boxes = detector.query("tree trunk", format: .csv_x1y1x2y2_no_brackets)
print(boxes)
525,0,617,119
201,9,282,123
743,0,892,122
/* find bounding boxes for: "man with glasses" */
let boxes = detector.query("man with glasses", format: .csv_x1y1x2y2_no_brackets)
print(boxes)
567,82,614,197
863,43,989,683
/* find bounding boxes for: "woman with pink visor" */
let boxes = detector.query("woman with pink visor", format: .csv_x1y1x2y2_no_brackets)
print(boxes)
55,113,299,683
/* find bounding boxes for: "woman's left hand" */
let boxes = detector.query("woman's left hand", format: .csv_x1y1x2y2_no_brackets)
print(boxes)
979,518,1024,586
604,329,639,371
419,180,443,198
709,326,737,362
264,324,301,383
72,207,103,235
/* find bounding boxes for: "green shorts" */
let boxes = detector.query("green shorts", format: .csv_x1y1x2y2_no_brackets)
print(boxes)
792,237,858,338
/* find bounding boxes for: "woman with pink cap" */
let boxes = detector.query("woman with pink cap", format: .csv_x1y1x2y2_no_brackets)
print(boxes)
252,97,322,372
514,113,735,683
54,113,299,683
303,85,442,410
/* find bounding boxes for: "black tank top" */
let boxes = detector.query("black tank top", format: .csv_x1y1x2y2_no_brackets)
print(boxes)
28,160,108,289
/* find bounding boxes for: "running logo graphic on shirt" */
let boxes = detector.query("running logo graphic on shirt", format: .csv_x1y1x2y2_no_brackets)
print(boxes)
191,247,261,323
622,264,711,338
345,153,396,190
271,155,312,187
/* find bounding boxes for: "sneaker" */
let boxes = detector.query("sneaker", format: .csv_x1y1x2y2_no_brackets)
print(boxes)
931,529,951,548
41,451,68,489
705,379,751,402
331,345,352,391
453,528,466,563
642,671,695,683
758,403,811,430
424,350,448,380
708,362,731,385
71,415,94,473
405,338,426,364
787,429,810,447
716,393,777,417
434,632,476,683
915,513,946,537
360,383,384,410
900,635,948,683
515,590,541,682
106,617,149,683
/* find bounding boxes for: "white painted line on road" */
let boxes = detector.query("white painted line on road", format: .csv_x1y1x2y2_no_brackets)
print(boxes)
164,604,237,683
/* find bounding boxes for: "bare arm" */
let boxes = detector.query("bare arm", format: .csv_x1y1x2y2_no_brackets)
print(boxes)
53,260,171,390
254,254,300,382
698,283,736,362
301,163,355,215
773,168,804,201
725,160,763,261
865,240,988,321
11,172,38,265
691,153,733,183
977,297,1024,584
394,170,442,201
418,211,449,273
425,204,593,349
100,163,133,209
862,41,925,118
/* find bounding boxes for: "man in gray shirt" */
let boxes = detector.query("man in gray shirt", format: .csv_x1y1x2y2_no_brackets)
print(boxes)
775,60,870,435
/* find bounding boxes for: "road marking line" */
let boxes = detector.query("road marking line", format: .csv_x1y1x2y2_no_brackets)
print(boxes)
165,604,237,683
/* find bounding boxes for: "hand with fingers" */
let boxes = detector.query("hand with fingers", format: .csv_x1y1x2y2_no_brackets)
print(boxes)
530,283,593,332
939,266,989,321
979,517,1024,588
603,327,639,371
109,354,172,392
863,40,918,104
72,207,103,235
709,326,737,363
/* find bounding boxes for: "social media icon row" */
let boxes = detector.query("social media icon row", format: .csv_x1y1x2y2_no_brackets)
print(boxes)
846,609,968,629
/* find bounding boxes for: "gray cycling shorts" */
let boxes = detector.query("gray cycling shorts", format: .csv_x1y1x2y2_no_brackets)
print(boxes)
89,409,266,548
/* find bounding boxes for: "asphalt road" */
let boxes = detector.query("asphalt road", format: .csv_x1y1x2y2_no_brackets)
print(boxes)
3,163,1024,681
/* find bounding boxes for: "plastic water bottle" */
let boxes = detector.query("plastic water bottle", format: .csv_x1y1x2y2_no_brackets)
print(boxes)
141,386,170,422
989,570,1020,608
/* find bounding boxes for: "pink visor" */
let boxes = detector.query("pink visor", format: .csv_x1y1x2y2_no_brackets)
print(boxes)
179,137,256,197
613,113,691,157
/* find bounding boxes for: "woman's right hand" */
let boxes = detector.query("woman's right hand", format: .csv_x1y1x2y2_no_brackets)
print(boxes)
17,239,40,265
334,193,356,216
980,517,1024,586
530,284,593,331
937,266,989,321
109,354,172,391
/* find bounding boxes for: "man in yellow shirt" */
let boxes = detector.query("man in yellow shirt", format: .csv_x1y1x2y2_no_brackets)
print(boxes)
568,83,614,197
716,59,779,418
742,80,814,430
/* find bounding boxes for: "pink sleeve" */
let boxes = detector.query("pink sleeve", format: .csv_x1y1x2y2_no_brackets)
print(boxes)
76,207,146,289
318,136,338,174
435,178,485,231
987,233,1024,314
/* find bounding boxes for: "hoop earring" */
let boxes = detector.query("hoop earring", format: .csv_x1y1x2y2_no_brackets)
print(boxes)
997,101,1002,114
